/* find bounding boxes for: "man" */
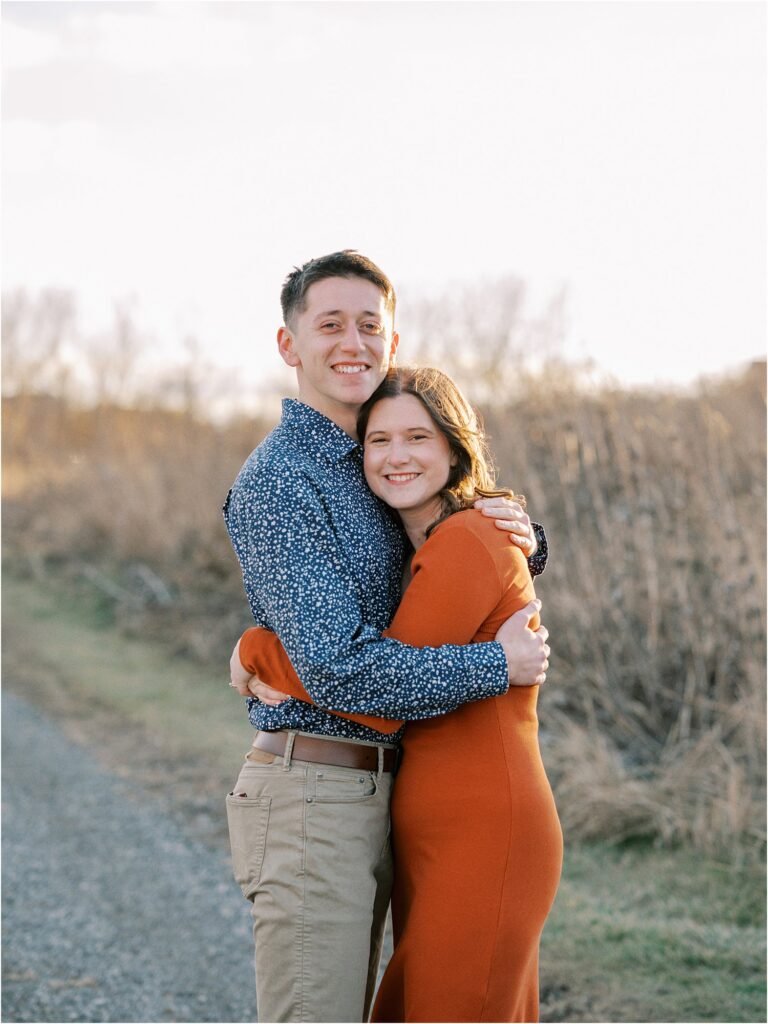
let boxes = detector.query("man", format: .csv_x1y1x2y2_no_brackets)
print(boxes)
223,251,549,1023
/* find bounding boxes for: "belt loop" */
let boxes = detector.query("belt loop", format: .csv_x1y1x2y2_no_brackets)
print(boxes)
377,746,384,779
283,731,295,770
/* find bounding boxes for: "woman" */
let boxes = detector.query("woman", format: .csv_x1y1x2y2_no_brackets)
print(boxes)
238,367,562,1023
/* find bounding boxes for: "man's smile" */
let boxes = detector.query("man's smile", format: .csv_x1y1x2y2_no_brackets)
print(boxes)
332,362,371,375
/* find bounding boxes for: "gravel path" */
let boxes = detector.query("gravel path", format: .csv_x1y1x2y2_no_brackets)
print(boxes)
2,692,257,1023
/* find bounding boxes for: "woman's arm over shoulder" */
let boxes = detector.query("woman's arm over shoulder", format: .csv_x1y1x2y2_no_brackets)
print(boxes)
383,511,506,648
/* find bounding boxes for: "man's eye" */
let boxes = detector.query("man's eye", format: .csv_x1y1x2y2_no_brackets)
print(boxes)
362,322,382,332
321,322,340,330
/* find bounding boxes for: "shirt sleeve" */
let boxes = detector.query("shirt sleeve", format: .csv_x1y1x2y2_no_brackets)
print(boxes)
225,468,508,722
238,627,402,735
528,521,548,577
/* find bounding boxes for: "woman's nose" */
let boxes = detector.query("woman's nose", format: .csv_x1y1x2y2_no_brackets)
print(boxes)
386,444,410,466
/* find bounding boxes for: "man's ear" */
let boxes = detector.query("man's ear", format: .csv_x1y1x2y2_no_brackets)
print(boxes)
388,330,400,367
277,326,300,368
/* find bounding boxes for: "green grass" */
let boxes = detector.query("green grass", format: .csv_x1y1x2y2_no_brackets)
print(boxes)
540,842,765,1022
3,570,766,1023
3,570,254,778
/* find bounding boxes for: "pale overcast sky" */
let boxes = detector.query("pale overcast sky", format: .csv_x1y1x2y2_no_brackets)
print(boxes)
2,0,766,394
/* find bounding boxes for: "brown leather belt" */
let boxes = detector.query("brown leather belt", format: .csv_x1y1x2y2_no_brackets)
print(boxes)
254,730,396,773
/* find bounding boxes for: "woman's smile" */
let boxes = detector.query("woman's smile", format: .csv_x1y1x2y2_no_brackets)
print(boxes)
363,393,457,547
383,472,422,484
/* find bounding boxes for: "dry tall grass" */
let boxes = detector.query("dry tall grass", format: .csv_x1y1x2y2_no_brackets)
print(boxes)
3,290,765,856
482,364,766,855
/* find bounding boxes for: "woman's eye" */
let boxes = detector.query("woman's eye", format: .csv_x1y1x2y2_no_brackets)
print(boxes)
410,434,428,441
368,438,388,445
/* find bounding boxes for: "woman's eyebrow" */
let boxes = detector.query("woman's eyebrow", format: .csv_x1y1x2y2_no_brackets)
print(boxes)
367,426,434,437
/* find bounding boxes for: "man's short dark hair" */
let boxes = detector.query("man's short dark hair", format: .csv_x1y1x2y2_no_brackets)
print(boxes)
280,250,396,328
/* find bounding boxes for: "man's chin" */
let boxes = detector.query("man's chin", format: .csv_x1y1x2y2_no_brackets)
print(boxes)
330,375,382,403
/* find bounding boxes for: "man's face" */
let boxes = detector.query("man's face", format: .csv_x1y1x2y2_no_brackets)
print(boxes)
277,276,399,428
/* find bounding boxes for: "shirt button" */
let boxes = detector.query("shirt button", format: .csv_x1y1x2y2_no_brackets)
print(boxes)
306,796,314,803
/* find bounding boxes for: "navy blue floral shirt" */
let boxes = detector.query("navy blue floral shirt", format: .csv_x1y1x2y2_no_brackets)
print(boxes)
223,399,546,743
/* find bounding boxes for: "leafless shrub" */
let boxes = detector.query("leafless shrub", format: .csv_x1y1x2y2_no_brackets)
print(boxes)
484,363,766,855
396,277,569,401
2,287,764,856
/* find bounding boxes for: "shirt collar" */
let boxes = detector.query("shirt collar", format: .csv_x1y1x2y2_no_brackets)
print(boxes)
280,399,361,464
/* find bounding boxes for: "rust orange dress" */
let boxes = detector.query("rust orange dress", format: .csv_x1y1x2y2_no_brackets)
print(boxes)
239,509,563,1023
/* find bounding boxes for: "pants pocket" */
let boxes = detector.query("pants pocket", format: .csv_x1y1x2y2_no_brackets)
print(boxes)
225,793,271,900
313,770,378,804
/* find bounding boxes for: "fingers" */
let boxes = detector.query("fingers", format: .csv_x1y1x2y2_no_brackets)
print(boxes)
482,508,530,529
537,640,550,679
475,497,525,517
491,511,528,527
508,530,534,547
536,626,549,643
248,679,290,705
510,599,542,624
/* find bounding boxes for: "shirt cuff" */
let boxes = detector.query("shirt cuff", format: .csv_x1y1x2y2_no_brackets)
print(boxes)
461,640,509,700
528,522,548,578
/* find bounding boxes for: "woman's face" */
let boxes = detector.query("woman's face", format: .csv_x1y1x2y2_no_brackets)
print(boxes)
363,393,456,517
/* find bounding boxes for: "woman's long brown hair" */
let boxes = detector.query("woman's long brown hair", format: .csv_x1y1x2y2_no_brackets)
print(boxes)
357,366,525,536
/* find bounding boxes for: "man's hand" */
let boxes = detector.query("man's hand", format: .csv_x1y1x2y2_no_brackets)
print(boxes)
494,599,550,686
474,497,537,556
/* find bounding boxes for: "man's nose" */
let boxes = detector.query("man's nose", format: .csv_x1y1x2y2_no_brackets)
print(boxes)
338,327,366,353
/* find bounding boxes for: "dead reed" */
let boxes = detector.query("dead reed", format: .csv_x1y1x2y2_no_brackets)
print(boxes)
3,361,765,856
483,362,766,855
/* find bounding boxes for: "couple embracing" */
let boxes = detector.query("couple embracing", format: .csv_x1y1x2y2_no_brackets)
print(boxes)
223,250,562,1024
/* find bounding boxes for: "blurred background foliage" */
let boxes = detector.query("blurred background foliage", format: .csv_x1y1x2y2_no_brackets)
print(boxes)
3,282,765,860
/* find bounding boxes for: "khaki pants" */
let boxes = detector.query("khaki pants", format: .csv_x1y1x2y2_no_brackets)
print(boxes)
226,733,394,1024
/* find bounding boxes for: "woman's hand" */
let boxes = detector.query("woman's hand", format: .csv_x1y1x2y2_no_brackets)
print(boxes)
229,638,291,704
247,679,292,706
474,497,537,556
229,638,254,696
